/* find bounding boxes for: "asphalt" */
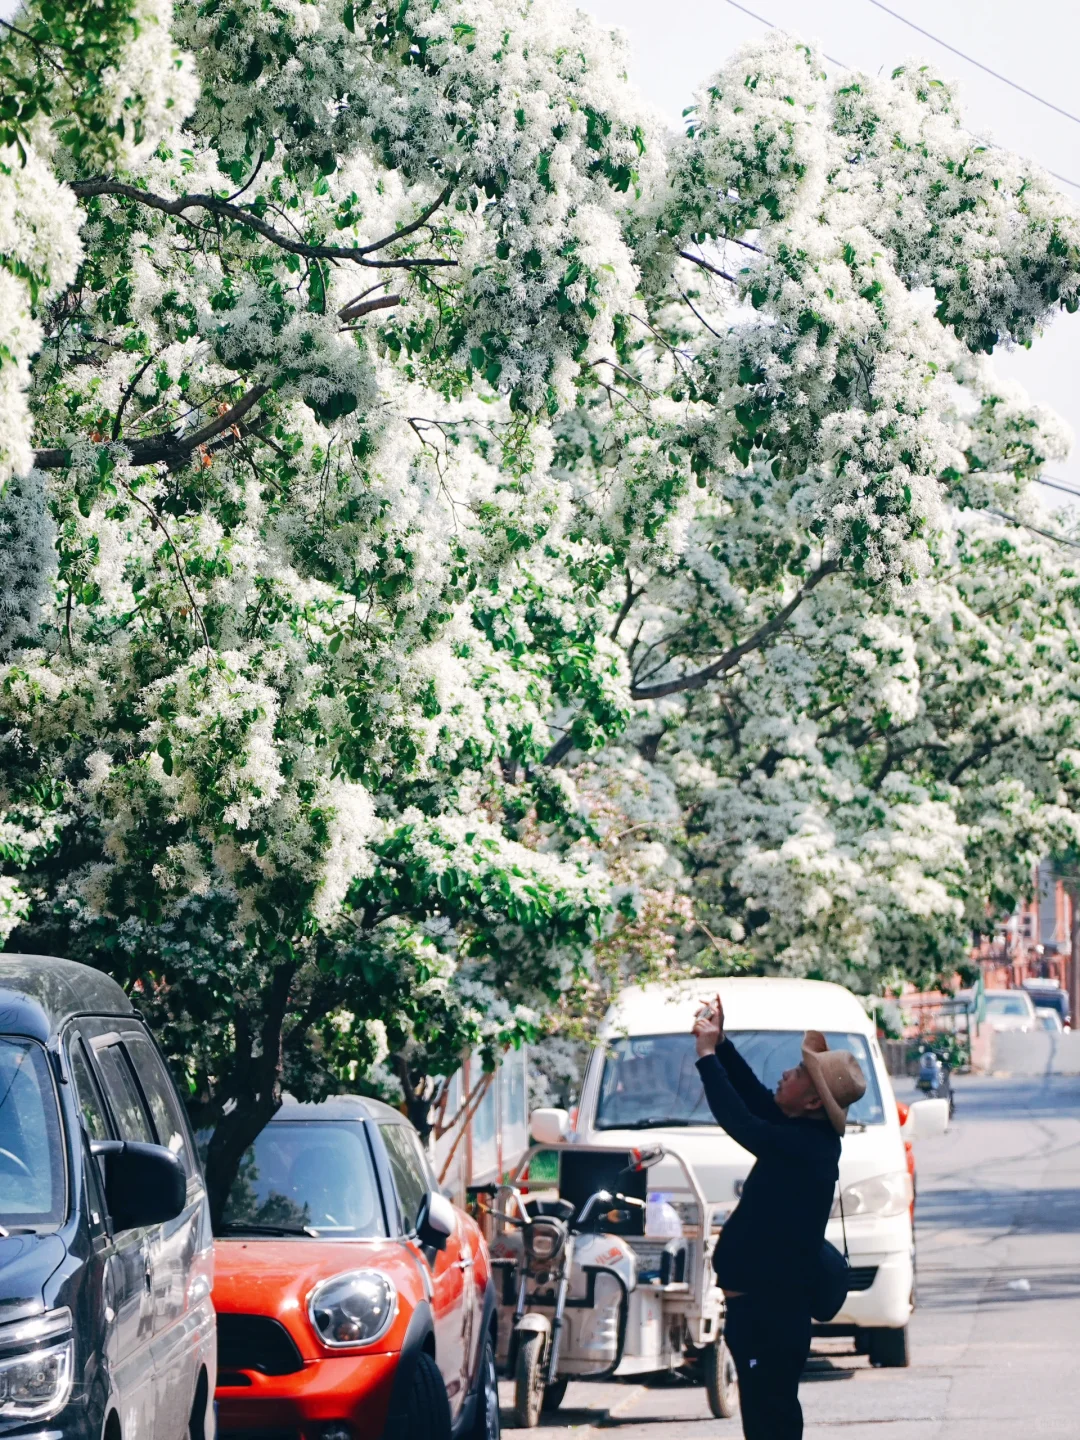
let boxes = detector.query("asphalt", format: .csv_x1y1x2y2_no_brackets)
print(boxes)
499,1074,1080,1437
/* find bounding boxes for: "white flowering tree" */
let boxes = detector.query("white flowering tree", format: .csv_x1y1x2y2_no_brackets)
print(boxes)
5,5,1080,1215
555,39,1080,993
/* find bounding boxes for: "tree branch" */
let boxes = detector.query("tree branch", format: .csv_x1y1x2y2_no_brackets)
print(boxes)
543,731,577,768
629,561,839,700
70,181,458,270
679,250,739,285
34,383,269,471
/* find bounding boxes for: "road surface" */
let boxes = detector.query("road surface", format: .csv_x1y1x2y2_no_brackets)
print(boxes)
499,1074,1080,1437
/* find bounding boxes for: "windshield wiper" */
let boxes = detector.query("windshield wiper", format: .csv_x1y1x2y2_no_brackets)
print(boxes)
218,1221,316,1237
601,1116,702,1129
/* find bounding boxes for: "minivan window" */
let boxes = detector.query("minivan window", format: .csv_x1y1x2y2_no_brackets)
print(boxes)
123,1034,195,1177
93,1042,155,1144
595,1031,886,1130
69,1042,111,1141
0,1038,65,1227
221,1122,388,1237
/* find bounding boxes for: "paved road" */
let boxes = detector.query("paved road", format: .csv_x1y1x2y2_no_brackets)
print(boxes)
499,1075,1080,1437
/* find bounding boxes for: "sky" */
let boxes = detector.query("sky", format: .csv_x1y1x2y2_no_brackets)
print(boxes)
578,0,1080,508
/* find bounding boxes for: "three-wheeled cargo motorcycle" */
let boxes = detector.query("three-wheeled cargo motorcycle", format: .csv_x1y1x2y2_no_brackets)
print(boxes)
484,1139,736,1427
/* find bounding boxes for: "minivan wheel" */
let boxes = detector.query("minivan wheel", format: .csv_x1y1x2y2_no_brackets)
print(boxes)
869,1325,910,1368
705,1337,739,1418
402,1351,452,1440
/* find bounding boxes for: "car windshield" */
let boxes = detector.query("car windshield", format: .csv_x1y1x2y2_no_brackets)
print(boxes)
220,1121,388,1237
595,1030,886,1130
985,995,1031,1016
0,1038,66,1228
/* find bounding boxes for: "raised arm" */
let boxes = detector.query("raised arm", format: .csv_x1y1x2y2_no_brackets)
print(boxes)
691,993,781,1122
694,1053,815,1161
715,1038,784,1122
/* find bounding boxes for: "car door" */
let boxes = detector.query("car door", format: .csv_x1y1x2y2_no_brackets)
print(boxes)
379,1121,469,1416
122,1030,206,1440
66,1033,158,1439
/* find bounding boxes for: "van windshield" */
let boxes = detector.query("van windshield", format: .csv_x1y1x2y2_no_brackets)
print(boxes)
220,1121,388,1237
595,1031,886,1131
0,1038,66,1228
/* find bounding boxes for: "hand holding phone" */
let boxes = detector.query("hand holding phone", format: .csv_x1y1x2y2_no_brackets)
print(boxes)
692,993,725,1056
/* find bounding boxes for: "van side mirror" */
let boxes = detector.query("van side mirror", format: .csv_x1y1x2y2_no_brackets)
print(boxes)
416,1190,455,1251
529,1107,568,1145
905,1098,949,1141
91,1140,186,1231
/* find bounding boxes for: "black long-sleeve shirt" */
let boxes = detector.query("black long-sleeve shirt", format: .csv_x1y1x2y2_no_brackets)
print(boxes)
697,1040,841,1298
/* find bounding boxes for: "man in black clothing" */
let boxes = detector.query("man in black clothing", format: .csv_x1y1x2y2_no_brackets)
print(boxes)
692,995,866,1440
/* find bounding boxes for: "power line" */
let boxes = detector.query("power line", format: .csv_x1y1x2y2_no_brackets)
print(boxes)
987,508,1080,552
1034,475,1080,500
866,0,1080,128
724,0,1080,192
723,0,849,70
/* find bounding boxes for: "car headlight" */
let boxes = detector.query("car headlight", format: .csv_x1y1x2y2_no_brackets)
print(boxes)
308,1271,397,1348
832,1171,913,1220
0,1308,73,1422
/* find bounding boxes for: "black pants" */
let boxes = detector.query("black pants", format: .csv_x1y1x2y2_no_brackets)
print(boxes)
724,1293,811,1440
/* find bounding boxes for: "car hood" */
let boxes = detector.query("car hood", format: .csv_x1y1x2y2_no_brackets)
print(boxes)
214,1237,428,1358
0,1233,66,1321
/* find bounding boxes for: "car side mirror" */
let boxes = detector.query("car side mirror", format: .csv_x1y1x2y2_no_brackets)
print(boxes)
529,1107,568,1145
906,1098,949,1141
91,1140,186,1231
416,1190,455,1251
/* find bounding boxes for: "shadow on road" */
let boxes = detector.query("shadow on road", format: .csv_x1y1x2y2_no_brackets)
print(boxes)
916,1185,1080,1234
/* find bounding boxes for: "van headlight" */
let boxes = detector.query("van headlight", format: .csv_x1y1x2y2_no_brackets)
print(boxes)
832,1171,912,1219
0,1308,74,1422
309,1271,397,1348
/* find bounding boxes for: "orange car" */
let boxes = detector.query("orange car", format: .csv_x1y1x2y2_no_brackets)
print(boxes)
213,1095,499,1440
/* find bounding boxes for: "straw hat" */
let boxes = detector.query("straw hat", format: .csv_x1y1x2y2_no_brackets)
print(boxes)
802,1031,867,1135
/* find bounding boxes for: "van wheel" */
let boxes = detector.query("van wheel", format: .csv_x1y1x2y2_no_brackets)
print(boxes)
705,1337,738,1418
188,1368,208,1440
513,1330,547,1428
869,1326,910,1368
402,1351,452,1439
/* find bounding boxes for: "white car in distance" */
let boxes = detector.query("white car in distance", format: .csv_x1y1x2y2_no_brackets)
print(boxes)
983,989,1038,1033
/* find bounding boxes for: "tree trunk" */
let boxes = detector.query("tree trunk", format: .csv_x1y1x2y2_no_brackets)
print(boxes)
203,1089,284,1232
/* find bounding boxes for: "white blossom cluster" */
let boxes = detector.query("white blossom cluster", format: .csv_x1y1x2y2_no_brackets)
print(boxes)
5,9,1080,1148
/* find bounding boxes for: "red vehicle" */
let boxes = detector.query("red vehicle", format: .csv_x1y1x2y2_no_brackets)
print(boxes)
213,1095,499,1440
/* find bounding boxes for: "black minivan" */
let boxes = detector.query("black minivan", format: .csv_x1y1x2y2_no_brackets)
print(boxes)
0,954,216,1438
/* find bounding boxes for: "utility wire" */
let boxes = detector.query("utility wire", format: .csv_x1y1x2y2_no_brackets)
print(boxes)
724,0,849,69
987,508,1080,552
724,0,1080,191
1034,475,1080,500
866,0,1080,128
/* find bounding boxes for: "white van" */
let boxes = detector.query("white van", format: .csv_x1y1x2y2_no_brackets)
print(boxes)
570,977,946,1367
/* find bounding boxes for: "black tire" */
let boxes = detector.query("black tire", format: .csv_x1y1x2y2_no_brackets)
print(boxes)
542,1377,569,1412
187,1368,208,1440
705,1337,739,1418
467,1330,501,1440
402,1350,453,1440
869,1325,910,1368
513,1329,547,1429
